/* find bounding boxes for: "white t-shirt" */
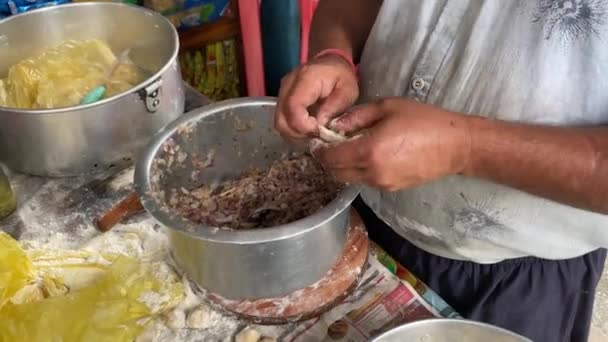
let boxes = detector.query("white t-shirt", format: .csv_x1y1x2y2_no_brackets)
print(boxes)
358,0,608,263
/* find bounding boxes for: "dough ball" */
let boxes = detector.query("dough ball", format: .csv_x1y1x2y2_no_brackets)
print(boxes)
164,309,186,330
186,305,212,329
235,326,261,342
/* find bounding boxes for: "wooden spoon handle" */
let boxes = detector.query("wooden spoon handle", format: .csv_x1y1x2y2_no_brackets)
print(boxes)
94,192,144,232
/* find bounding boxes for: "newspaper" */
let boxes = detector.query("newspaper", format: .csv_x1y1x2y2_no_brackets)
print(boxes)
260,243,461,341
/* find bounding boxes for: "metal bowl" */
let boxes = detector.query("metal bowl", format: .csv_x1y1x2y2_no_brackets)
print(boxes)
134,97,360,300
372,319,532,342
0,3,184,176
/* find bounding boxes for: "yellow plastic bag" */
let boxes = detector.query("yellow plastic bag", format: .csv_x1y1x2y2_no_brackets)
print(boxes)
0,233,33,309
0,39,144,109
0,233,184,342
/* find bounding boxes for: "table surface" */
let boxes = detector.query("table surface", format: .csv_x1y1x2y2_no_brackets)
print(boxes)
2,87,605,340
14,87,598,341
0,85,211,244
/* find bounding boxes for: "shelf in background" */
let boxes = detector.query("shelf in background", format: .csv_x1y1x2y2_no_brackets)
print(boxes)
178,18,240,52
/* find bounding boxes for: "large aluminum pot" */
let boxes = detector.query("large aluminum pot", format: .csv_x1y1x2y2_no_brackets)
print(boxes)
0,3,184,176
372,319,532,342
135,97,360,300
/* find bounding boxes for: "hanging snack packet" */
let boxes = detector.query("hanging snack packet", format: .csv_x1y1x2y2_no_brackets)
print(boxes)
215,41,225,100
204,43,216,99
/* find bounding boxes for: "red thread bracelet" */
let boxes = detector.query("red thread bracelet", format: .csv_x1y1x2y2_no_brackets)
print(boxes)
313,49,358,76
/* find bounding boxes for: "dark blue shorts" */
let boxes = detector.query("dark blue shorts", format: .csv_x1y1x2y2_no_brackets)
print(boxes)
354,198,606,342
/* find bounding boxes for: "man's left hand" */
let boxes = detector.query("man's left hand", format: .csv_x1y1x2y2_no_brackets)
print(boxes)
314,97,471,191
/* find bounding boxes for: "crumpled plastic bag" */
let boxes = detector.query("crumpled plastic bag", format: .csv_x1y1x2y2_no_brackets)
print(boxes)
0,232,33,308
0,39,144,109
0,233,184,342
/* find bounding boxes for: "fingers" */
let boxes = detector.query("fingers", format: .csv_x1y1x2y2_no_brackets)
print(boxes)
276,69,341,138
316,81,358,127
274,73,296,137
275,59,358,141
313,126,395,189
313,135,371,169
330,102,385,133
275,72,318,139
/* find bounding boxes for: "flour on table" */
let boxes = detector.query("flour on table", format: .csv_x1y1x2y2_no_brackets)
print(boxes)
1,90,268,341
7,173,283,341
107,167,135,192
15,215,241,341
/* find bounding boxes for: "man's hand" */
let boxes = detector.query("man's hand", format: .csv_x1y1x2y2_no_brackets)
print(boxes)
275,55,359,141
273,0,381,141
313,97,608,214
314,97,471,191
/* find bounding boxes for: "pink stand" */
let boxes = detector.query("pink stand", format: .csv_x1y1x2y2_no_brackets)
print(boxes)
238,0,266,96
299,0,319,63
238,0,319,94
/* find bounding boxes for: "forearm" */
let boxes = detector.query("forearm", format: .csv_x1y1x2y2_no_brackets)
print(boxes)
464,116,608,214
309,0,382,62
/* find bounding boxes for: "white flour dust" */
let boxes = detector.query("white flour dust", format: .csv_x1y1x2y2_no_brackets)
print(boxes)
15,213,244,341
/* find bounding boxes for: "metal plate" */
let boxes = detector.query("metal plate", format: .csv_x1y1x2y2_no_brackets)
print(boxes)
371,319,532,342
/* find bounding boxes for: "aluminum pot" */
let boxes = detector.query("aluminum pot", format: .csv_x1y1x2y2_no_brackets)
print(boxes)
135,97,360,300
371,319,532,342
0,3,184,176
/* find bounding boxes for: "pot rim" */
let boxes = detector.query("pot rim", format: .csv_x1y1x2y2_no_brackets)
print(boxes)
134,97,360,244
370,318,533,342
0,2,179,114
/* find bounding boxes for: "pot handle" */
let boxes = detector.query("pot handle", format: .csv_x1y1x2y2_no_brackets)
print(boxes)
139,78,163,113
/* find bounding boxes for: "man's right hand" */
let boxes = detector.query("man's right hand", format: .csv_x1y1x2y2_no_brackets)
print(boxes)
274,55,359,141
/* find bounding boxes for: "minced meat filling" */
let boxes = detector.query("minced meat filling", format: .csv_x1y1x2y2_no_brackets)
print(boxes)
172,153,342,229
